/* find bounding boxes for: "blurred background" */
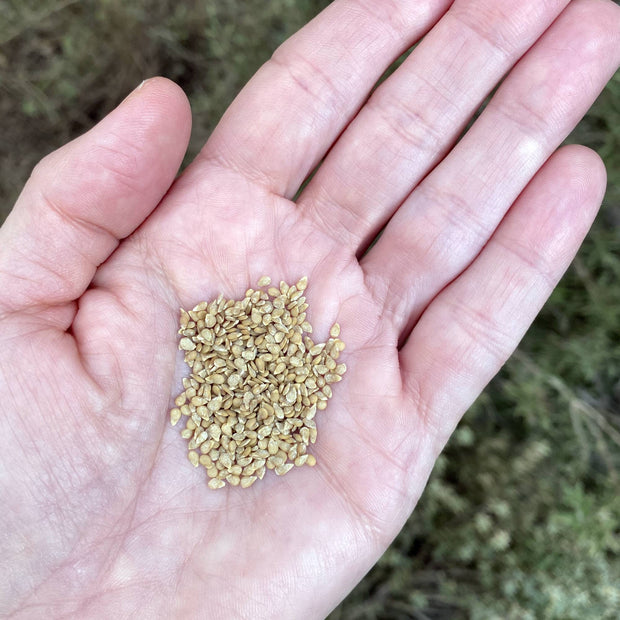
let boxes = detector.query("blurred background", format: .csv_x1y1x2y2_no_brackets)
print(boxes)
1,1,619,618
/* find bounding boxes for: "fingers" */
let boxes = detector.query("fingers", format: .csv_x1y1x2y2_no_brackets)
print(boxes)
298,0,570,250
0,78,191,315
399,145,606,454
362,0,620,335
194,0,453,198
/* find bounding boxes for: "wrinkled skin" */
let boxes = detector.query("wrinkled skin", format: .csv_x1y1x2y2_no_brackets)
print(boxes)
1,0,619,617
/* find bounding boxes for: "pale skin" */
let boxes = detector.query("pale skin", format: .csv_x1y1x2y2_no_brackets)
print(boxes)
0,0,619,617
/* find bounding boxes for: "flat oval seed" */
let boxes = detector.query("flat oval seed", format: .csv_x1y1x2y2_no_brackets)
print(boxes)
294,454,309,467
179,337,196,351
170,408,182,426
275,463,294,476
241,476,258,488
309,344,324,356
208,396,223,412
226,474,241,487
268,438,279,455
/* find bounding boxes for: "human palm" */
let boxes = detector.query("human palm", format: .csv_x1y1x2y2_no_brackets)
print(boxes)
2,1,619,618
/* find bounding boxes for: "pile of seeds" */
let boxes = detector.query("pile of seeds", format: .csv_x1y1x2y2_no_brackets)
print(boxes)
170,276,346,489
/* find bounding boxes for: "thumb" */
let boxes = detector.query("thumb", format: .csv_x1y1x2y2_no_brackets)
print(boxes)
0,77,191,316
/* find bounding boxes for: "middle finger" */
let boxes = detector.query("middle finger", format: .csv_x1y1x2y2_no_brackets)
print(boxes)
298,0,570,251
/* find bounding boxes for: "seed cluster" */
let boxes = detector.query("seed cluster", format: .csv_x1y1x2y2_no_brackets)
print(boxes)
170,276,346,489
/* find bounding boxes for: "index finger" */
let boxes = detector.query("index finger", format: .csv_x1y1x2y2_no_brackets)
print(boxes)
194,0,452,197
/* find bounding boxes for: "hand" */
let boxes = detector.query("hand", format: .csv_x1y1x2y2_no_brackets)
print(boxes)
1,0,618,617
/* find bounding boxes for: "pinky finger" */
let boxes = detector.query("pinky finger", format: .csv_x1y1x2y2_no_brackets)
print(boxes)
400,145,606,454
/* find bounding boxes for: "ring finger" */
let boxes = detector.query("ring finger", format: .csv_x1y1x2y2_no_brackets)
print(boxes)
361,0,620,337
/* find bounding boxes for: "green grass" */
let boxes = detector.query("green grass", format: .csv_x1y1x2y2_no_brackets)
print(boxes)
1,2,619,618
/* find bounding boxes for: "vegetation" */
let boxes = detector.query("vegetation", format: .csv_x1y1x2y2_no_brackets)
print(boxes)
1,1,618,617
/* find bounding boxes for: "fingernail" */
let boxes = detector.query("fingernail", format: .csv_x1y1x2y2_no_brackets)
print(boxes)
123,78,151,102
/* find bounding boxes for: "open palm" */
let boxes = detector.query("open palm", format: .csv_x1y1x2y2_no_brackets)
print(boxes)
2,1,619,617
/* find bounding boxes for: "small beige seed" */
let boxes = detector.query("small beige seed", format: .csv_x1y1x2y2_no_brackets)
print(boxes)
208,396,223,412
300,427,310,444
208,478,226,489
306,454,316,467
209,424,221,442
179,337,196,351
180,309,190,328
295,454,309,467
309,344,324,356
240,476,258,488
195,431,209,446
200,440,214,454
329,323,341,338
257,275,272,287
325,373,342,383
188,451,199,467
170,408,182,426
219,452,233,469
268,454,285,468
268,438,279,455
275,463,294,476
